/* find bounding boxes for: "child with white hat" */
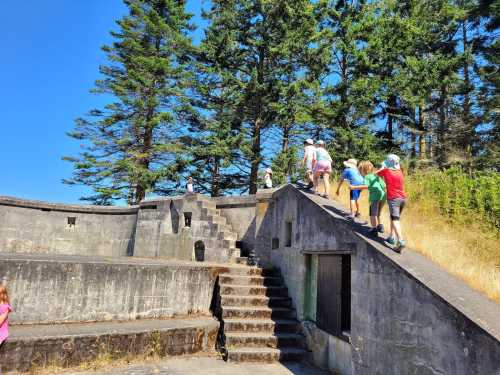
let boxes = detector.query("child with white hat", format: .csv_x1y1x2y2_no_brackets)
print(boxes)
336,158,364,218
376,154,407,252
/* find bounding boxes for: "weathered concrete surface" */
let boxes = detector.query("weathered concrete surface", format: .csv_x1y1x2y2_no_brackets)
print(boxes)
0,317,219,373
132,194,239,263
268,185,500,375
0,196,138,257
214,189,279,267
0,253,221,324
60,357,329,375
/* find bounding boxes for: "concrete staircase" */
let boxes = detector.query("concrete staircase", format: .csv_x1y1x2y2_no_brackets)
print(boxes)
195,196,247,264
219,266,306,362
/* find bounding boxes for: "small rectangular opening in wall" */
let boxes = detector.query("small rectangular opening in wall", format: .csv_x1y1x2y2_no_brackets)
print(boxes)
272,238,279,249
284,221,292,247
41,208,51,212
184,212,192,227
67,217,76,228
141,204,157,210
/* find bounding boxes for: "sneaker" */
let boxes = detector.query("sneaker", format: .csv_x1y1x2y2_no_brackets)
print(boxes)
369,228,379,238
355,212,361,218
395,240,406,253
377,224,385,233
385,236,397,246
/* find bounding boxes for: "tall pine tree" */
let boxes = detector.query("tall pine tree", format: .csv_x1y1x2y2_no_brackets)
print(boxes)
64,0,194,204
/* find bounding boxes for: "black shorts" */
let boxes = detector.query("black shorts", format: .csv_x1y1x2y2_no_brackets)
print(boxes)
369,200,385,217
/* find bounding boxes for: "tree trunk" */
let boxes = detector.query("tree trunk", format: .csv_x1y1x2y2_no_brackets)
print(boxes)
249,117,262,194
418,103,426,159
211,157,221,197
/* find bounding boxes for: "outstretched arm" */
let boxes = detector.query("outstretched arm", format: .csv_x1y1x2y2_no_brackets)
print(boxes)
336,179,344,195
0,310,9,326
349,184,368,190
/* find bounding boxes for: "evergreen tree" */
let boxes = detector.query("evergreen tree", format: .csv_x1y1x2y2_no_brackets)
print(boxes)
63,0,194,204
200,0,317,194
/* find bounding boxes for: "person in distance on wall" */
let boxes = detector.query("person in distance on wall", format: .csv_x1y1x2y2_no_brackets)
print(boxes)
349,160,386,237
186,176,194,195
376,154,407,253
263,168,273,189
336,159,364,219
312,140,333,199
301,138,316,190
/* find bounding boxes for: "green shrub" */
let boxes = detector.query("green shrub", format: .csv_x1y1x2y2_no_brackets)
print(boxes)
407,167,500,231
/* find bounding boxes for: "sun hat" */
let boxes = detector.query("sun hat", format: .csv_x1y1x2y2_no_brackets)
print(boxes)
343,158,358,169
305,138,314,145
383,154,401,170
265,168,273,174
316,140,325,145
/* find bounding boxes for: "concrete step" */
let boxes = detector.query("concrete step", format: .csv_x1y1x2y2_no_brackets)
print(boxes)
219,274,283,286
226,347,306,362
220,284,288,297
222,306,296,320
225,332,305,349
197,199,217,210
221,295,292,308
200,207,217,218
223,318,301,334
223,267,280,277
218,231,237,241
234,256,249,265
0,317,219,373
222,239,236,249
210,215,228,226
228,248,241,258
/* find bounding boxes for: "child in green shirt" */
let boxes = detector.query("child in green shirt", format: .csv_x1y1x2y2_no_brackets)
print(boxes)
349,160,386,237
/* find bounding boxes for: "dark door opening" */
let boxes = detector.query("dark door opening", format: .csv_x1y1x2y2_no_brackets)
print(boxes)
194,240,205,262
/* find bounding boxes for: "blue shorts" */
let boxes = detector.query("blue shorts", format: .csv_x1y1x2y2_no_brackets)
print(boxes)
350,189,361,201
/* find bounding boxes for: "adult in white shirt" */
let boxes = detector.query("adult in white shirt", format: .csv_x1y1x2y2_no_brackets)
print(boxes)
301,138,316,190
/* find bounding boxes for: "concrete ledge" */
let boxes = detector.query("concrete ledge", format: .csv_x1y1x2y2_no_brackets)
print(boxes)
0,253,229,324
0,317,219,373
0,195,138,214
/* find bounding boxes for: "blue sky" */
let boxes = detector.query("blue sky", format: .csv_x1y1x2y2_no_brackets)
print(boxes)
0,0,208,204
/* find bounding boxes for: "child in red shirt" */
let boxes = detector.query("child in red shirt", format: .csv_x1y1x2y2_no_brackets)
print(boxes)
376,154,406,252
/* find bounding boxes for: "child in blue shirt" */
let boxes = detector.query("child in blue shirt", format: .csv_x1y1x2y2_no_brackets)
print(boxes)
336,159,364,218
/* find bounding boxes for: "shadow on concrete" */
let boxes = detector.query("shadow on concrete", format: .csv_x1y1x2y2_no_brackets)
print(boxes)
321,204,392,249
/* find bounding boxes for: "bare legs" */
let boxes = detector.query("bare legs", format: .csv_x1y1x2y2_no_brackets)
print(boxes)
391,219,403,241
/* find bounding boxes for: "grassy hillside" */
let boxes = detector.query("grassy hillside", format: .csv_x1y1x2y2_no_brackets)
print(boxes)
330,168,500,303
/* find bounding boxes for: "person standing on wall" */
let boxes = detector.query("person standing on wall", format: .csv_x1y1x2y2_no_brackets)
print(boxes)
263,168,273,189
376,154,407,252
186,176,194,195
336,159,364,219
312,140,333,199
301,138,316,190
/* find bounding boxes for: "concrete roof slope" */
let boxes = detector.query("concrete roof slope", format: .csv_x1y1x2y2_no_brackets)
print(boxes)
275,184,500,342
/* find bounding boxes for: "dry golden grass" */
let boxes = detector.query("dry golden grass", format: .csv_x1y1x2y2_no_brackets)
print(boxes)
329,183,500,304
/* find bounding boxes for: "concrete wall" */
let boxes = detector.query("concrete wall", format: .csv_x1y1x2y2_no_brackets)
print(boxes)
133,195,234,263
0,196,138,257
1,254,219,324
268,185,500,375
